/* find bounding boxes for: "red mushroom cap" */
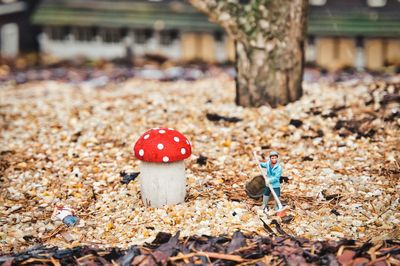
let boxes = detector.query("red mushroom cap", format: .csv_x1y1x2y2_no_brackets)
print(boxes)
134,127,192,163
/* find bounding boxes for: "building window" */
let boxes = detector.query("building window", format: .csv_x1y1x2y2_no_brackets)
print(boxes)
46,26,68,41
367,0,386,7
135,29,152,44
333,38,340,60
308,36,315,45
1,23,18,57
309,0,327,6
100,28,121,43
214,31,223,42
160,30,178,46
73,27,95,42
356,36,364,48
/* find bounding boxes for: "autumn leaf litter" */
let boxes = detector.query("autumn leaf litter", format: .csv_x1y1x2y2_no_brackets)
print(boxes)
0,71,399,252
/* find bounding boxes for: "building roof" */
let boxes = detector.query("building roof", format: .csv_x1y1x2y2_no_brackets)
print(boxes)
308,0,400,37
32,0,400,37
32,0,220,31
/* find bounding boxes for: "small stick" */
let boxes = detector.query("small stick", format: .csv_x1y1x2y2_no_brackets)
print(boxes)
21,258,53,265
91,187,96,201
229,243,258,254
260,218,276,236
369,200,377,213
169,252,245,262
271,219,288,236
131,219,152,226
41,224,66,240
50,257,62,266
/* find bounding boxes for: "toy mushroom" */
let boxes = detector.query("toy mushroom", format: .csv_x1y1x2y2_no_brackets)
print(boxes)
134,127,192,207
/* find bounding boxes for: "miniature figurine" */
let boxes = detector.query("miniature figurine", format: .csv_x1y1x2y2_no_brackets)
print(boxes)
51,206,79,226
260,151,283,211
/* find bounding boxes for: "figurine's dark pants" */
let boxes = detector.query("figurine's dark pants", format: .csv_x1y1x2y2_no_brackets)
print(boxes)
263,187,281,197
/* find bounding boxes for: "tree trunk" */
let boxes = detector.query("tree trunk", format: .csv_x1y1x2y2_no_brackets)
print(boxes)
189,0,308,108
234,22,305,107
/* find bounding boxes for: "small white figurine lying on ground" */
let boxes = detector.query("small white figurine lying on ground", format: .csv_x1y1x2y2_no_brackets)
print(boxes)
51,205,84,227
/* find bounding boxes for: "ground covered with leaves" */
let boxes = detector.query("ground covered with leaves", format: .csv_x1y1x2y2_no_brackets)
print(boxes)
0,68,399,258
1,231,399,265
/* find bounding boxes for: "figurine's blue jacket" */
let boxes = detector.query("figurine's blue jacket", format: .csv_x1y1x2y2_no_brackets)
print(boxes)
260,160,282,188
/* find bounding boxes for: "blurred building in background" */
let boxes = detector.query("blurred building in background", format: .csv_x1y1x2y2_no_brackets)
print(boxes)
32,0,235,64
1,0,399,71
0,0,38,58
307,0,400,71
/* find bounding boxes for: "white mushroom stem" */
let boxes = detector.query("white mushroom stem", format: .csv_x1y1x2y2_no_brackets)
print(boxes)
140,161,186,208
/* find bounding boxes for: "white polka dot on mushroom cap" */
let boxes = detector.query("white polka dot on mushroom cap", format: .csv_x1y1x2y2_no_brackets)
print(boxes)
181,148,186,155
157,143,164,150
144,134,150,140
139,149,144,156
174,137,180,142
163,156,169,162
168,128,173,130
159,130,166,134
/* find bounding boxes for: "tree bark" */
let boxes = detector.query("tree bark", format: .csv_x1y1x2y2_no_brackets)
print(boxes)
189,0,308,108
